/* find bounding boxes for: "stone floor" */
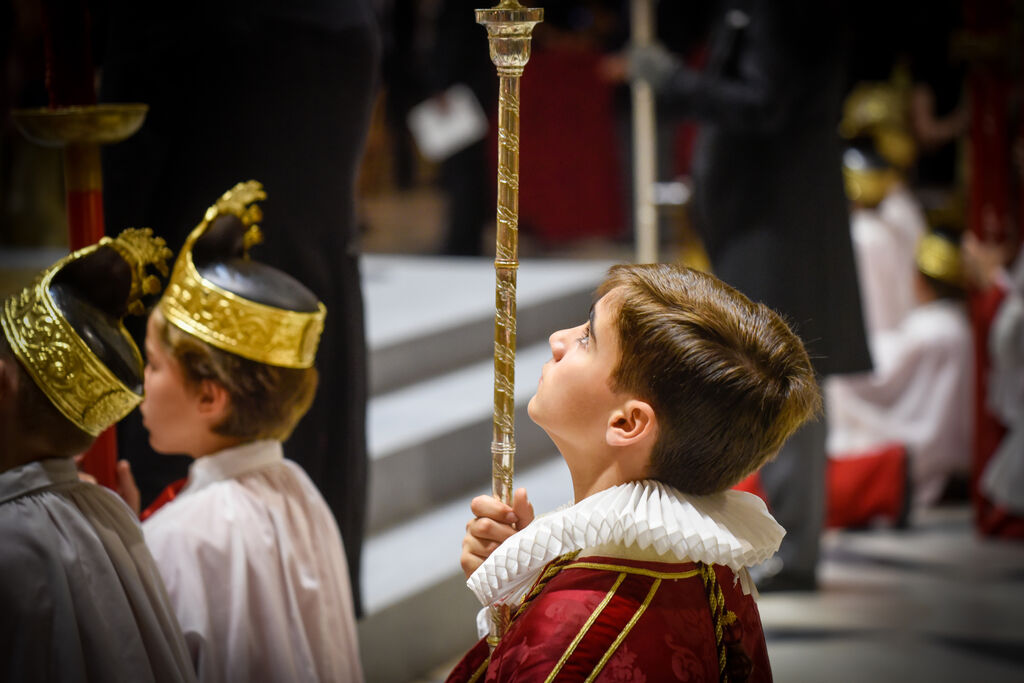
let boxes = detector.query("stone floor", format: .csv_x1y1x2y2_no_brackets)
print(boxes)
413,504,1024,682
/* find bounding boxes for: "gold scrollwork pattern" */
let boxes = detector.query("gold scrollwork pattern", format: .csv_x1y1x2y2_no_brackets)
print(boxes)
160,269,325,369
1,255,143,437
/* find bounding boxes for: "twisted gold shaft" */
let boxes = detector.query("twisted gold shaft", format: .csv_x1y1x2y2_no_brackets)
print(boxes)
476,0,542,644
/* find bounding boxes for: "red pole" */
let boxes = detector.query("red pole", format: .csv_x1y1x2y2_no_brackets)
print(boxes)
65,141,118,487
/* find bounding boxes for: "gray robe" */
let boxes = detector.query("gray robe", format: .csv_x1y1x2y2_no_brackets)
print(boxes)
0,458,196,683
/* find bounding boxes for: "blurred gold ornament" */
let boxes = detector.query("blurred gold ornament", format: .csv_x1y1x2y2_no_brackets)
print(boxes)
916,233,965,288
842,166,900,208
840,82,916,170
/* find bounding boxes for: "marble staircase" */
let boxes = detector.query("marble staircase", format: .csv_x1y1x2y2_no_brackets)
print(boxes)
357,255,612,682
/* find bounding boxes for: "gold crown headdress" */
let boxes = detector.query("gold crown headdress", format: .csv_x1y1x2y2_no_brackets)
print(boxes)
1,229,172,436
916,232,965,288
839,82,916,170
159,181,326,369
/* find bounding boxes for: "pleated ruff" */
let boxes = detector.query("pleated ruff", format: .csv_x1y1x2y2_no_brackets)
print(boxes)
468,480,784,609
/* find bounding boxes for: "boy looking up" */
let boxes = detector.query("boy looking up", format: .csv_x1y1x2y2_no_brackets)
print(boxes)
134,182,362,682
449,264,820,682
0,230,196,682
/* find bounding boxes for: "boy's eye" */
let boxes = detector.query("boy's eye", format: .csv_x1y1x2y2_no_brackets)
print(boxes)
576,325,591,348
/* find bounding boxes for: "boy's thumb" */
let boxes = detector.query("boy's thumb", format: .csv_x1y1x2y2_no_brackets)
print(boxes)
512,487,534,529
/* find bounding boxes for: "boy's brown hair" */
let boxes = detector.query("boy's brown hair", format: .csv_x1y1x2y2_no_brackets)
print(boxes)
151,310,317,442
597,264,820,495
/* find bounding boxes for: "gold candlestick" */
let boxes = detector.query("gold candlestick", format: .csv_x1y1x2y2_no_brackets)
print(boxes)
476,0,542,645
11,102,148,489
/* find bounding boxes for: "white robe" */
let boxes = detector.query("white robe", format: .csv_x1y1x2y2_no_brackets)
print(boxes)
981,255,1024,513
826,299,973,506
850,187,926,337
143,440,362,683
0,458,196,683
878,185,929,256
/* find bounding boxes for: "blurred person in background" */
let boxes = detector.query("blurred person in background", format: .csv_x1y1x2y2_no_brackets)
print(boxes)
97,0,379,615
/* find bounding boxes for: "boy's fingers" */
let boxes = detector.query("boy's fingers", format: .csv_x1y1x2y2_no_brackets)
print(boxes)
469,494,517,525
460,534,500,578
115,460,142,517
467,516,518,544
462,534,500,558
460,551,483,578
512,487,534,529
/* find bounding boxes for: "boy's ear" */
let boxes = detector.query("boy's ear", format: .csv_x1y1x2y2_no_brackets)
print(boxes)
606,399,657,448
195,378,231,423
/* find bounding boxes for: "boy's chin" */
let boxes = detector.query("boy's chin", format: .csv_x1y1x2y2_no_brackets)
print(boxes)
526,397,544,427
146,436,176,456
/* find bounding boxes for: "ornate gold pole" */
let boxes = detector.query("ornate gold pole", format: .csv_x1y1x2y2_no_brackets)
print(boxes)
476,0,542,645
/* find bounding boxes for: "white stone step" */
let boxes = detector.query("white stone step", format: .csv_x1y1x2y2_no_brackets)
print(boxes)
358,456,574,683
363,255,612,394
366,341,555,532
359,254,612,681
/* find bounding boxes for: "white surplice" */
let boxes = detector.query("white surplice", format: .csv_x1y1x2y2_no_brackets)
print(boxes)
826,299,974,506
143,440,362,683
850,186,926,337
0,458,196,683
877,185,929,257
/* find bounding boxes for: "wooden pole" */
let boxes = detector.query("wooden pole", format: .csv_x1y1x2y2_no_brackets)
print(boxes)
631,0,659,264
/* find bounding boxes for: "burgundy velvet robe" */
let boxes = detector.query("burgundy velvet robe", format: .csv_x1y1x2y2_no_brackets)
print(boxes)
448,555,771,683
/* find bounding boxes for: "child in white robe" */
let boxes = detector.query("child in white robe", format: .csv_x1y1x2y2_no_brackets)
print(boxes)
132,182,362,682
827,230,973,510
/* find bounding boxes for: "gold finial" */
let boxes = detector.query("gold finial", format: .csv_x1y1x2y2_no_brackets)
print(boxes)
203,180,266,228
101,227,173,315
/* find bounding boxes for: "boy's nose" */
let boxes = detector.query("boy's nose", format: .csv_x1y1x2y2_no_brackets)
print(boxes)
548,327,572,361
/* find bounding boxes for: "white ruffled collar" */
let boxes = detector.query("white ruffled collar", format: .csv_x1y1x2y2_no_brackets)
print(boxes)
467,479,784,609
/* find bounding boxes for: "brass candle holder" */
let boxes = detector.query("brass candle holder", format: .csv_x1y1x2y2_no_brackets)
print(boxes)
12,104,148,250
476,0,542,645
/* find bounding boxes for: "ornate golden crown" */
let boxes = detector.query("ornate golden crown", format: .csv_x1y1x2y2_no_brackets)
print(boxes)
1,229,172,436
916,233,965,288
159,181,326,369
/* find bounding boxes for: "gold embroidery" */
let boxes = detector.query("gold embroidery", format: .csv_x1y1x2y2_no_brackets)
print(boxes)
564,561,701,581
520,551,582,607
466,654,491,683
699,563,739,682
585,578,663,683
543,572,627,683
